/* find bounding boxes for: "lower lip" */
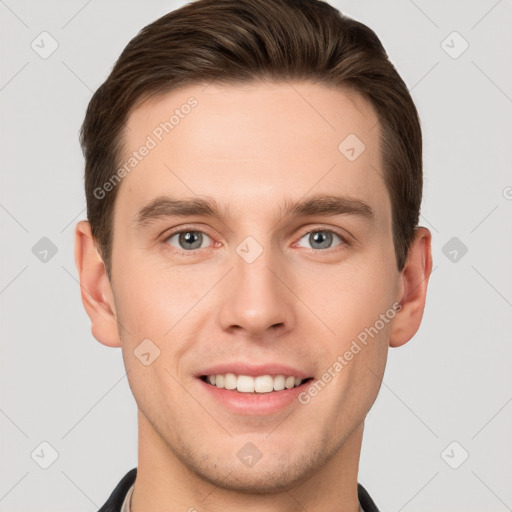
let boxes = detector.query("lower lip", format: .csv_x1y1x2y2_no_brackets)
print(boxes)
197,378,313,416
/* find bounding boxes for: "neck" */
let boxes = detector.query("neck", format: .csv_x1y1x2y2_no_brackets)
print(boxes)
131,411,364,512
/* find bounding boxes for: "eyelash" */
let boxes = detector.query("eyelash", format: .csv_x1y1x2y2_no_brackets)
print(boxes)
162,225,350,256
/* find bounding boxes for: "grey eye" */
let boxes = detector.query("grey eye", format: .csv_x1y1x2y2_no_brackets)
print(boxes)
297,230,342,250
166,230,211,251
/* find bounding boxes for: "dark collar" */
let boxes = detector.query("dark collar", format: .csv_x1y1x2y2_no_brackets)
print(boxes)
98,468,380,512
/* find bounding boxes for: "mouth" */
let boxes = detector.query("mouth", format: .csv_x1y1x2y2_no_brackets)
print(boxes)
199,373,314,394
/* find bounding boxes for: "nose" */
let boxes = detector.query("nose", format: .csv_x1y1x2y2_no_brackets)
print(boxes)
217,244,297,340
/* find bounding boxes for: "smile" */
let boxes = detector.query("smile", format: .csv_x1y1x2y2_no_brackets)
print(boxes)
200,373,313,393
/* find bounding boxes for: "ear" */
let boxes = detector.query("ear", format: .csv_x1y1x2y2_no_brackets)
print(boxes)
389,227,433,348
74,220,121,348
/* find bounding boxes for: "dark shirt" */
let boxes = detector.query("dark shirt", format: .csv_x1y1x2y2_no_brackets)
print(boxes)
98,467,380,512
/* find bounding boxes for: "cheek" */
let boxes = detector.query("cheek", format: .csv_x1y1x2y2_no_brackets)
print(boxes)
295,254,397,333
112,257,212,380
115,268,194,408
296,253,397,402
112,250,187,335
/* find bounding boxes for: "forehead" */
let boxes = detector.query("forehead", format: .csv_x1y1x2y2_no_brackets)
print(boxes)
115,80,389,228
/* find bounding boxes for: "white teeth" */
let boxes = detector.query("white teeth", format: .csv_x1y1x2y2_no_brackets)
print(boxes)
224,373,237,390
285,376,295,389
204,373,308,393
273,375,285,391
254,375,274,393
237,375,255,392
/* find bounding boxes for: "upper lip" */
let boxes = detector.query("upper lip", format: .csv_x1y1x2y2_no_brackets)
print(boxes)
196,362,312,379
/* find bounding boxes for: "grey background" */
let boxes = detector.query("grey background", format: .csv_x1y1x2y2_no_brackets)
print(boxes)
1,0,511,510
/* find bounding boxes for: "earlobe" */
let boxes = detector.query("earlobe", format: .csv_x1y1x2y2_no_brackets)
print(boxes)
389,227,433,348
74,220,121,348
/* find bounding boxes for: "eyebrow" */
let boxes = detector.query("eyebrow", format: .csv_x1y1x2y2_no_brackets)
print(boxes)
133,193,374,227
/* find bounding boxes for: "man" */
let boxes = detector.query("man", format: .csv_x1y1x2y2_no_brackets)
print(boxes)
75,0,432,510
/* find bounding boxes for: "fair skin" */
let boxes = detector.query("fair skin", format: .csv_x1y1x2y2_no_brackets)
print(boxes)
75,80,432,512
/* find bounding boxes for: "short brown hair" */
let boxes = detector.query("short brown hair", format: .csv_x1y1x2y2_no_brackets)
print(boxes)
80,0,422,276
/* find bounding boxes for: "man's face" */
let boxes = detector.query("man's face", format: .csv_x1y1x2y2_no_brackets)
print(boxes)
110,81,401,491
